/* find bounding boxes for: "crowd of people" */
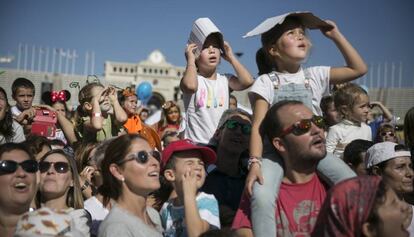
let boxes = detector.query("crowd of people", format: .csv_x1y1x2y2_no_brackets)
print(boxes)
1,11,414,237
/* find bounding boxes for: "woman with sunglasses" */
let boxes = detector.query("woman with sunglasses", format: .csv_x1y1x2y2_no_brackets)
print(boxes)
0,143,38,237
99,134,163,237
374,123,398,143
37,149,90,236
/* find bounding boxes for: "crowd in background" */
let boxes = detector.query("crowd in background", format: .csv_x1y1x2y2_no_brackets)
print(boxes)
1,12,414,237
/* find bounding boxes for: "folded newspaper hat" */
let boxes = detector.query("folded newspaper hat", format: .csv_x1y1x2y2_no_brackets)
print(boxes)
188,17,225,58
243,11,333,38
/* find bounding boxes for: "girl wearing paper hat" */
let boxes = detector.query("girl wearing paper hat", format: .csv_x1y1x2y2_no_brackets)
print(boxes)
181,17,253,145
244,12,368,237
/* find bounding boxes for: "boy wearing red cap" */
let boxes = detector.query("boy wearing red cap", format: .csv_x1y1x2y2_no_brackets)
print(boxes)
160,139,220,237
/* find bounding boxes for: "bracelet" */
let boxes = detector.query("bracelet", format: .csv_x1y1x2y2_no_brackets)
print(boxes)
81,180,90,192
247,156,262,170
92,112,101,118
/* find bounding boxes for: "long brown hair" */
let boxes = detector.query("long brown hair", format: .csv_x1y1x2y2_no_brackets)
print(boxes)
99,134,147,206
37,149,84,209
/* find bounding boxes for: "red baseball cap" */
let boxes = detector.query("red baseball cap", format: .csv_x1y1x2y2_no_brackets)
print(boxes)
161,139,217,170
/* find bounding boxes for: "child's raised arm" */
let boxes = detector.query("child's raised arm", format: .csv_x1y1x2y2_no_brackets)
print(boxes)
180,43,199,94
323,20,368,85
83,91,104,132
246,94,269,195
107,87,128,124
222,41,254,91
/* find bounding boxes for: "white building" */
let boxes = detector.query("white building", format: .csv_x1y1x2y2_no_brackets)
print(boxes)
104,49,185,107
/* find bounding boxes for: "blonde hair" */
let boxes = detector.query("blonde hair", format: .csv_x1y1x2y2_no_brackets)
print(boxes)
333,83,368,116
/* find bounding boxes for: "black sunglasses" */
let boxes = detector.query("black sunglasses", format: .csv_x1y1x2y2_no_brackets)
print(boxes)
279,115,325,137
381,131,395,137
0,160,38,175
39,161,70,174
117,150,161,165
224,120,252,135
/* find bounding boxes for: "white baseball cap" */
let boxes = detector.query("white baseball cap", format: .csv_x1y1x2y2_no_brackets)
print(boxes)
243,11,333,38
365,142,411,169
188,17,225,58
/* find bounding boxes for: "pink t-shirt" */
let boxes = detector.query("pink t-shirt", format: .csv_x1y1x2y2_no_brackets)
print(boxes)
232,174,327,237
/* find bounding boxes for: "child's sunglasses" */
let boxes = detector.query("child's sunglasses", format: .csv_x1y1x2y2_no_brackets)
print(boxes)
39,161,70,174
0,160,38,175
223,120,252,135
381,131,395,137
279,115,325,137
117,150,161,165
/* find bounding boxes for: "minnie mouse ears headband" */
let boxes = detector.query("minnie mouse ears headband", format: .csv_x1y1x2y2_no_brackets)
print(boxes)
42,90,71,105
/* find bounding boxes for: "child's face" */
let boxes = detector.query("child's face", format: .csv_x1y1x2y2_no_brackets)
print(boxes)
348,94,370,123
171,150,206,189
13,87,34,110
166,106,180,124
325,102,341,126
123,95,137,116
380,128,397,142
272,23,310,65
197,35,221,70
52,102,66,116
91,86,111,112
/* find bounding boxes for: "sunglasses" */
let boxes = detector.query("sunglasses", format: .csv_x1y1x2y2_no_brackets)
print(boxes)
279,115,325,137
117,150,161,165
0,160,38,175
381,131,395,137
39,161,70,174
224,120,252,135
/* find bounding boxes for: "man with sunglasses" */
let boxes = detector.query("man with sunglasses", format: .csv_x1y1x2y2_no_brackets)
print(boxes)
0,143,38,237
232,101,331,237
202,108,252,227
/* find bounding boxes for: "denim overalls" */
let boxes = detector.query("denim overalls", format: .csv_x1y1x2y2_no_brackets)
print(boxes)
268,70,313,109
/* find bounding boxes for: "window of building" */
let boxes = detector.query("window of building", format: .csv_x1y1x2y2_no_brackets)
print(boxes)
149,68,152,73
177,71,181,77
114,67,117,72
125,68,128,73
166,70,169,75
160,69,163,74
154,69,158,74
143,68,147,73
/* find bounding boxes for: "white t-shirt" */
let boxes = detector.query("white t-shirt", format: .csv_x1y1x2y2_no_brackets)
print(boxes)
183,73,231,144
160,192,220,237
248,66,330,115
11,105,22,117
84,196,109,222
326,119,372,157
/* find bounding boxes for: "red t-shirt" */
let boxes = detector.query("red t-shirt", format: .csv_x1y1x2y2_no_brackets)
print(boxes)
232,174,327,237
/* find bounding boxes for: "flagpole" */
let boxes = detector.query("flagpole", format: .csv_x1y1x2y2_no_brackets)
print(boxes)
17,43,21,70
24,44,28,71
44,47,49,72
37,47,43,72
52,48,56,73
65,49,70,74
58,48,62,74
91,51,95,75
71,50,77,75
31,45,35,71
84,51,89,75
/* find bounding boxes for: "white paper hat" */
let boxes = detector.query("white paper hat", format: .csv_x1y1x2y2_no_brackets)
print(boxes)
243,11,333,38
365,142,411,169
188,17,224,58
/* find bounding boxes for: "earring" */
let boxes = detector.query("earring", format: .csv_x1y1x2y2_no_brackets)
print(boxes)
120,177,125,182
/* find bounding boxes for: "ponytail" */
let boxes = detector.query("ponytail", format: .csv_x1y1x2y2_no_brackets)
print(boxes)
256,48,275,75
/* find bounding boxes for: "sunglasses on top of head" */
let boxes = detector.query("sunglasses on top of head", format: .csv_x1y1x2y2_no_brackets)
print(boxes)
0,160,38,175
117,150,161,165
381,131,395,137
223,120,252,135
39,161,70,174
278,115,325,137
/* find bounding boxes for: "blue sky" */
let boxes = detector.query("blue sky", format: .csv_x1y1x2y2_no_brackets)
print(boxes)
1,0,413,88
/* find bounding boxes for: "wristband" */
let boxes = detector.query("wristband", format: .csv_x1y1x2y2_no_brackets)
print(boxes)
92,112,102,118
247,156,262,170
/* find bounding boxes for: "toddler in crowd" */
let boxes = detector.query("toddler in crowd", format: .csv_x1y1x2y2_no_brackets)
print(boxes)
244,12,367,236
326,83,372,157
160,139,220,237
75,82,127,142
181,17,253,145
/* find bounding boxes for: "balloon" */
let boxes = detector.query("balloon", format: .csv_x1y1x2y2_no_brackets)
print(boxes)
136,82,152,103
